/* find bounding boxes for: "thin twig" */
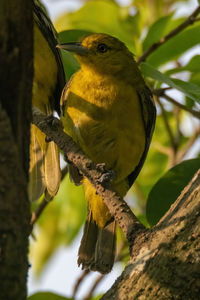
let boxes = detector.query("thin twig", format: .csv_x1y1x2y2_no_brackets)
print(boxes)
177,126,200,162
156,96,178,166
82,241,127,300
72,270,90,298
137,5,200,64
134,182,148,214
30,193,53,226
32,108,146,249
154,143,172,156
156,96,177,151
161,93,200,119
173,105,182,149
83,274,104,300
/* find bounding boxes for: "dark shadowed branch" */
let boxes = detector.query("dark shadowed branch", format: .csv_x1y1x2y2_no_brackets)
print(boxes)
153,89,200,119
83,274,105,300
162,94,200,119
72,270,90,299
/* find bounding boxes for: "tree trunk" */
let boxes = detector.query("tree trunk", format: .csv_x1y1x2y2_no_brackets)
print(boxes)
102,170,200,300
0,1,33,299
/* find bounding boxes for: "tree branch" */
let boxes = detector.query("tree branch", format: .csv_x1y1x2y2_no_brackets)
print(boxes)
156,97,177,150
163,94,200,119
177,126,200,162
137,5,200,64
72,270,90,298
102,169,200,299
73,241,127,299
32,108,146,248
83,274,105,300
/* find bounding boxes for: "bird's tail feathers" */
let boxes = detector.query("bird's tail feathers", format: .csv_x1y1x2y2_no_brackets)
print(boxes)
78,210,98,270
78,210,116,274
93,218,116,274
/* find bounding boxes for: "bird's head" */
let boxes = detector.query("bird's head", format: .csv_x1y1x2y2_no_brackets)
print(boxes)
57,33,136,76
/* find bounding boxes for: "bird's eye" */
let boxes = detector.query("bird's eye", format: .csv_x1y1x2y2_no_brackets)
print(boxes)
97,43,109,53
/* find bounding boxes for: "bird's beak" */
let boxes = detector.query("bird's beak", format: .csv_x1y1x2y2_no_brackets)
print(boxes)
56,42,89,56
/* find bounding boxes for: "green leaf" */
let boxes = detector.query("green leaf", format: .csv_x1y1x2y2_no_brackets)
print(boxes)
164,17,186,33
143,14,173,51
146,158,200,226
140,62,200,103
28,292,72,300
171,78,200,103
146,23,200,67
186,72,200,108
165,55,200,76
91,295,103,300
55,0,136,52
137,214,149,227
183,55,200,73
58,29,91,44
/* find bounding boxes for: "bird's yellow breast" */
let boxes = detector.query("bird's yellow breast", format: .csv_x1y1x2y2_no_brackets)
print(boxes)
60,32,154,229
62,69,145,184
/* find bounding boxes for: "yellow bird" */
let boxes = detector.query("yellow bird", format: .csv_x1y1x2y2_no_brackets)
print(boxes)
29,0,65,201
58,33,156,273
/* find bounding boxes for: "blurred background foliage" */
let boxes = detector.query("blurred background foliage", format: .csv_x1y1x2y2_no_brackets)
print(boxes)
29,0,200,299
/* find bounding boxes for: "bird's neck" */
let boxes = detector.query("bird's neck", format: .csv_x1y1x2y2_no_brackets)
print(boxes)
79,62,145,90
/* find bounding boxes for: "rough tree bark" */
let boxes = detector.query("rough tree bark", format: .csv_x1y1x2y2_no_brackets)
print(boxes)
102,170,200,300
0,1,32,299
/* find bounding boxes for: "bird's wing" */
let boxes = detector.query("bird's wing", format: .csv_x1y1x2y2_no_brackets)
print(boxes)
60,75,74,114
60,76,84,185
33,0,65,113
29,1,64,201
127,86,156,187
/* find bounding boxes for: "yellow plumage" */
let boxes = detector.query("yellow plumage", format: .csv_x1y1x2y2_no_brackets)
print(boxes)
29,0,65,201
59,33,156,273
33,24,58,112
